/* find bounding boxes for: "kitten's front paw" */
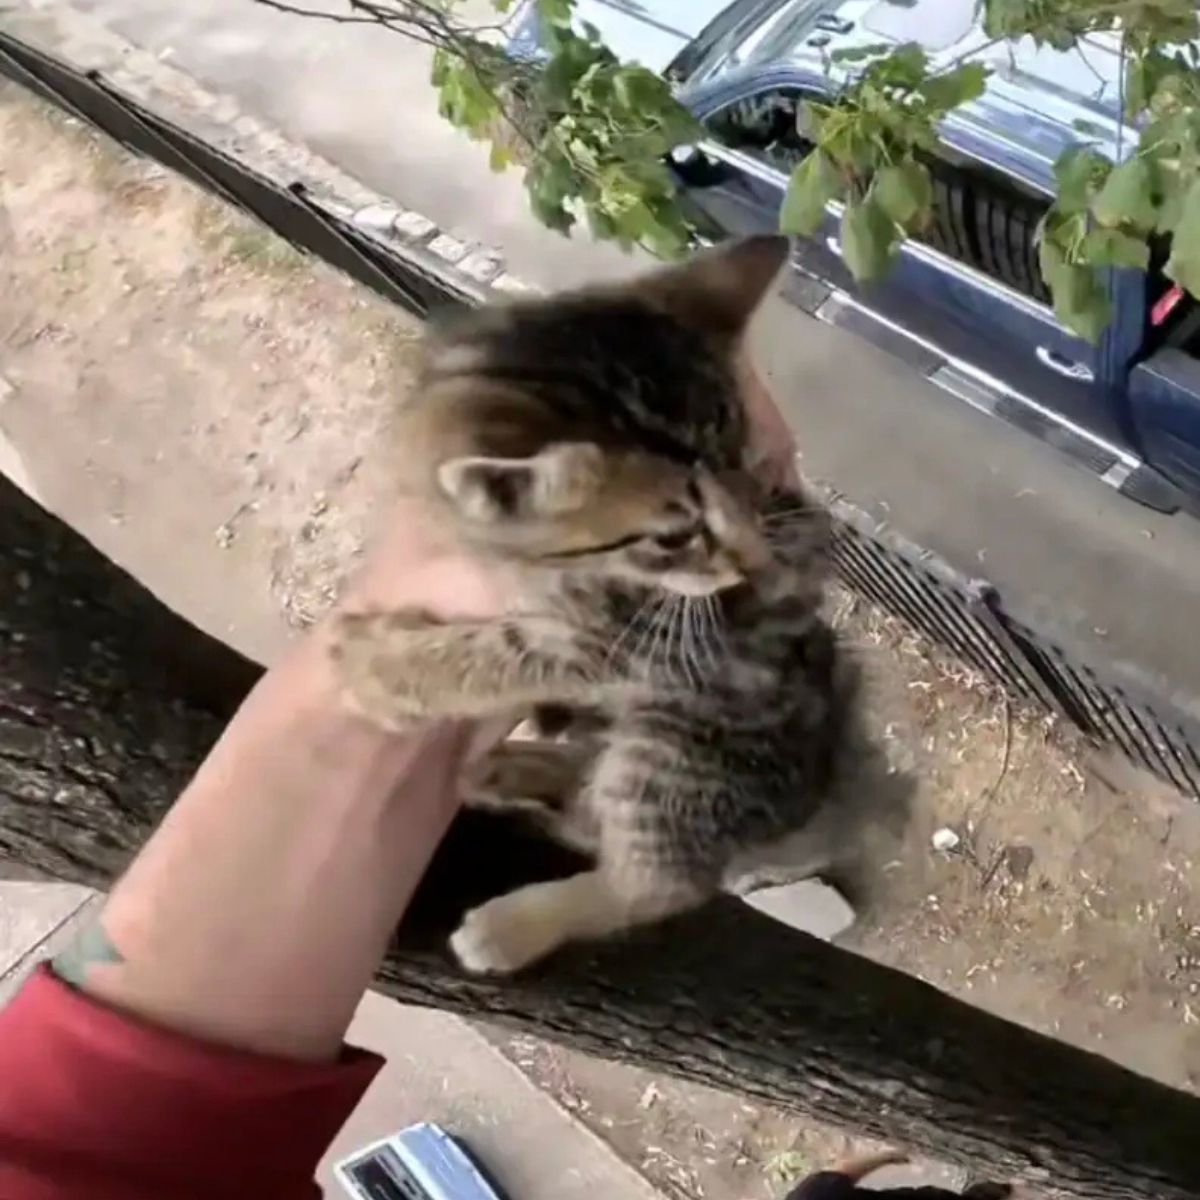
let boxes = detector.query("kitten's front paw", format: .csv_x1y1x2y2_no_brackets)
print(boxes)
449,896,548,975
333,607,440,644
328,608,439,730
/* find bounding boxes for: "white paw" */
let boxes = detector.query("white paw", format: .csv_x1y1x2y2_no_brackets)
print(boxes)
449,897,547,975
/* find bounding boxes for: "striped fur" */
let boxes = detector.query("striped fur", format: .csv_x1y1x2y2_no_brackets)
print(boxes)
330,236,885,973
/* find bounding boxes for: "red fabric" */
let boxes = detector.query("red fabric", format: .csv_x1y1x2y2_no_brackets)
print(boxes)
0,964,383,1200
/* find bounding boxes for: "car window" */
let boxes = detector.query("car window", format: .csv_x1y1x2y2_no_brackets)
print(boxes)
703,87,813,174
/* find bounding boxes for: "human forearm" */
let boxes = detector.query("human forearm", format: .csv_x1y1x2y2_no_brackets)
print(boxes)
54,619,468,1062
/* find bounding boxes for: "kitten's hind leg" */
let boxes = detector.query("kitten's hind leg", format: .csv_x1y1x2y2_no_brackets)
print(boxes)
463,738,600,854
450,869,703,975
465,738,595,810
329,608,606,729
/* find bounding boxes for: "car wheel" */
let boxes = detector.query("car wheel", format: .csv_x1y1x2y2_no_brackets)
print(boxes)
927,172,973,264
975,191,1050,303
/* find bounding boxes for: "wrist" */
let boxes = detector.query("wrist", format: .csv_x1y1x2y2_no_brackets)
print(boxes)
198,616,466,822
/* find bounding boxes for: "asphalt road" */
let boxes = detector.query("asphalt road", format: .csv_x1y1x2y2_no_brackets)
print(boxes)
19,0,1200,698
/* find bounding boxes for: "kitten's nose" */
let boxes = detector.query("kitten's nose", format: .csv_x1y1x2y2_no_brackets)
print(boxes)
713,468,759,507
697,471,773,574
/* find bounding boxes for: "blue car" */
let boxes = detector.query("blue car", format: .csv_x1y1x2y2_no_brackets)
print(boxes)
506,0,1200,516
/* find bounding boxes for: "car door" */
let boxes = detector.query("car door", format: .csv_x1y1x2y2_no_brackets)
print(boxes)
1128,295,1200,502
673,71,1124,448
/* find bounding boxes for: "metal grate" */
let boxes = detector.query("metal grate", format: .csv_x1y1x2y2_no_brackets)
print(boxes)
826,495,1200,798
4,28,1199,802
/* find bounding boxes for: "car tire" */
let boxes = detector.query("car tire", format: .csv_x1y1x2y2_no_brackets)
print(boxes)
926,175,957,257
927,172,973,265
975,191,1050,303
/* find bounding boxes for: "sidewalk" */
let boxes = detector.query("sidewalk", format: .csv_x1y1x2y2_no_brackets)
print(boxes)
324,997,667,1200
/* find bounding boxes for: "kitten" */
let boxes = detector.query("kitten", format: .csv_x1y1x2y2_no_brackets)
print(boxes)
331,235,877,974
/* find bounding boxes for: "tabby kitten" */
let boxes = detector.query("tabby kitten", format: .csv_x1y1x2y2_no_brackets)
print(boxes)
331,235,871,974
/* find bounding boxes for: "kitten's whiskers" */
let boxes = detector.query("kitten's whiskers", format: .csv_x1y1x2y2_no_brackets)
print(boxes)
631,593,670,682
604,593,657,675
680,599,705,688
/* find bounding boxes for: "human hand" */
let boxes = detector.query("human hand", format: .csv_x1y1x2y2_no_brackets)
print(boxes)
338,494,517,622
329,495,521,762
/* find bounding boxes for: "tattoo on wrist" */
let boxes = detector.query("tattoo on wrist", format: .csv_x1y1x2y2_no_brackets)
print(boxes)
51,918,125,988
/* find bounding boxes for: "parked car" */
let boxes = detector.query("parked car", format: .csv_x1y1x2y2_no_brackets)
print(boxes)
506,0,1200,516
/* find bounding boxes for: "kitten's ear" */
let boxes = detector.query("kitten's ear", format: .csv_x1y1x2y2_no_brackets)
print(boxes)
638,235,789,337
437,442,604,521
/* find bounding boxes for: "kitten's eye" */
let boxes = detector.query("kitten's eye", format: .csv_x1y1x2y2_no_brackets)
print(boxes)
652,529,698,551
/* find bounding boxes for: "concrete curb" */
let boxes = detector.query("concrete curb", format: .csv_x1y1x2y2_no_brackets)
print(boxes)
2,0,538,304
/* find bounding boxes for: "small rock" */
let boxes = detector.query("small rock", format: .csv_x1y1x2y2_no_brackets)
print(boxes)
392,210,436,242
459,249,503,283
427,233,471,264
742,879,856,941
1005,843,1035,880
352,203,401,235
931,827,960,852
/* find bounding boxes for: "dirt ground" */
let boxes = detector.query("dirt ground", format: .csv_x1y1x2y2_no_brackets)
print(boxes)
3,85,1199,1198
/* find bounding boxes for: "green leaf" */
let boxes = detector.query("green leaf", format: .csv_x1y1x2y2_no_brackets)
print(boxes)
873,160,933,230
1040,216,1114,341
638,210,690,259
1164,179,1200,298
780,152,841,236
1047,263,1113,344
1053,146,1111,212
1156,170,1189,234
567,136,599,172
430,49,450,87
1079,228,1150,271
585,205,618,240
1122,53,1177,118
883,43,927,84
1091,156,1160,232
840,195,899,281
983,0,1035,39
920,63,989,110
489,142,514,172
829,42,894,63
536,0,573,26
1038,227,1071,290
528,159,576,235
855,42,932,92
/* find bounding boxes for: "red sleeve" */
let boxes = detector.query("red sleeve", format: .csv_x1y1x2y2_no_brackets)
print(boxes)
0,964,384,1200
